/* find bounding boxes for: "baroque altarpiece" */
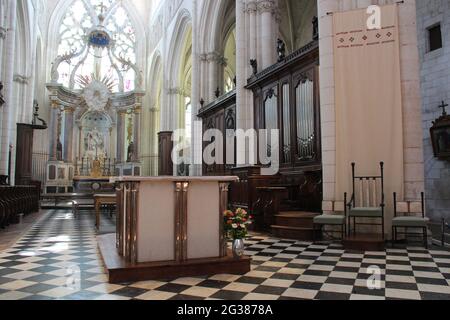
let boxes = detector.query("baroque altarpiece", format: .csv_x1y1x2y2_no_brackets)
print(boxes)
45,1,144,193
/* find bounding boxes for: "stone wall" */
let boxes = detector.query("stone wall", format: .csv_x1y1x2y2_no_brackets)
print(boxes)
416,0,450,221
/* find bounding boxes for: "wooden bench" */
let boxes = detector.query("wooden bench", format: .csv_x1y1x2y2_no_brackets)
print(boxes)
41,193,93,207
72,199,95,217
94,194,117,230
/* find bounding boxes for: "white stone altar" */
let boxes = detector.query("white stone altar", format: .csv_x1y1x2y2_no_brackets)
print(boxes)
101,176,250,283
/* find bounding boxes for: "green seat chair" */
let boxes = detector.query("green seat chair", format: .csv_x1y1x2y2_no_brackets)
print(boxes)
392,192,429,248
313,193,347,242
347,162,385,239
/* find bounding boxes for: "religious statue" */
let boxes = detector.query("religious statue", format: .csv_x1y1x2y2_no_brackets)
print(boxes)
277,39,286,62
250,59,258,75
215,87,221,98
32,100,47,129
85,129,105,153
56,139,63,161
0,82,4,108
127,142,135,163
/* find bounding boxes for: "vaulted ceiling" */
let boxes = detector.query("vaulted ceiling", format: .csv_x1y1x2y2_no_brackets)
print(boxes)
279,0,318,53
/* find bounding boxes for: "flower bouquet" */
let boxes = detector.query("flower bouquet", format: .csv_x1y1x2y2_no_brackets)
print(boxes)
224,208,253,258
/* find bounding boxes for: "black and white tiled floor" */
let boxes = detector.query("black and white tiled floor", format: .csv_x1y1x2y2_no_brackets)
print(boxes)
1,210,450,300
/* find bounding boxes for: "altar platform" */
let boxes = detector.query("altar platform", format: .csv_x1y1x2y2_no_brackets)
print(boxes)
98,234,251,284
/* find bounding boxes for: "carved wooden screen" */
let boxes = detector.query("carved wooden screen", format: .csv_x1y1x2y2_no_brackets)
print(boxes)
264,87,279,158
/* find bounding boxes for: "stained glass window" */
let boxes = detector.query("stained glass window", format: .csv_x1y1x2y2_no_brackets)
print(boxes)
56,0,137,92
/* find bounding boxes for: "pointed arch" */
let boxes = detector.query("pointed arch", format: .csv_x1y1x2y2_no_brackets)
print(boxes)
145,50,163,175
166,8,192,90
198,0,235,54
46,0,146,85
148,51,163,108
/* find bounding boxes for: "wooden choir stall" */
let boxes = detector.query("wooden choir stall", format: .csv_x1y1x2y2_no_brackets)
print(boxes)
98,176,251,284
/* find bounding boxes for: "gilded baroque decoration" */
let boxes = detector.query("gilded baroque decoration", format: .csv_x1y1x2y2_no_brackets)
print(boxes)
78,76,114,113
91,158,103,178
45,0,144,190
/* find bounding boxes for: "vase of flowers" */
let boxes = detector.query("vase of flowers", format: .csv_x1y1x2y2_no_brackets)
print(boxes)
224,208,253,259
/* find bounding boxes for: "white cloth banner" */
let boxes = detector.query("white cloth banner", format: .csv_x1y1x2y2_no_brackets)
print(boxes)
334,5,404,213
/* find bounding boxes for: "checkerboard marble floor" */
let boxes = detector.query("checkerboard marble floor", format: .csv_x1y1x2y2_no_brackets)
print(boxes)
1,210,450,300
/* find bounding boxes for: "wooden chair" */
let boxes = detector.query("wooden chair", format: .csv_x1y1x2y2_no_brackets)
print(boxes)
347,162,385,239
392,192,429,248
313,193,347,242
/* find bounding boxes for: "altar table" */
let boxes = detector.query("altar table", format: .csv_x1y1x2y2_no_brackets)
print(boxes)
99,176,251,284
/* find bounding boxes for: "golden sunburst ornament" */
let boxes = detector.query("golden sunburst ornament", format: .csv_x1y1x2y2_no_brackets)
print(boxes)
77,73,116,112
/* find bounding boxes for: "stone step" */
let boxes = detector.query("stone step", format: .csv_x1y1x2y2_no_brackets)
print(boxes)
343,234,385,252
271,225,316,241
274,212,319,228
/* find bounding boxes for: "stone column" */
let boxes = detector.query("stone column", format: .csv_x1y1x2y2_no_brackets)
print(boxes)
48,103,60,161
116,111,126,163
199,53,208,100
247,1,258,61
318,0,338,210
133,107,141,162
207,52,219,102
77,124,83,160
23,0,39,125
0,0,17,177
0,4,7,78
149,106,159,176
258,0,277,69
170,88,185,131
63,108,75,163
191,0,202,176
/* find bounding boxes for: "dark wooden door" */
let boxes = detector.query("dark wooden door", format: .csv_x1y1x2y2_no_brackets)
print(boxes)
158,131,174,176
15,124,34,185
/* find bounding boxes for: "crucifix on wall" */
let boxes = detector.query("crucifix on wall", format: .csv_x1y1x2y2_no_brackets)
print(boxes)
438,101,448,116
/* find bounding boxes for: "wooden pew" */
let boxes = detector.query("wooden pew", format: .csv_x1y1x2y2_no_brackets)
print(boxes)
0,185,39,228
